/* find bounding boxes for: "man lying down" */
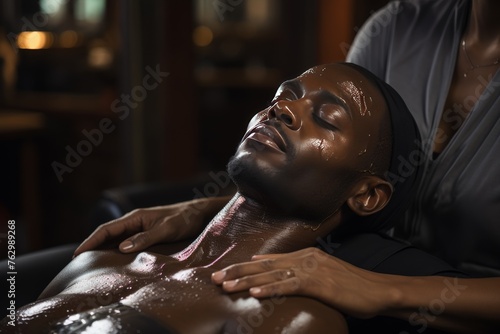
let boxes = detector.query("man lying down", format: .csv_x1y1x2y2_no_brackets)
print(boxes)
1,63,466,334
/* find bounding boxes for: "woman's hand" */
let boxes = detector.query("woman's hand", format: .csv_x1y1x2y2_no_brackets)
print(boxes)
73,196,231,257
212,248,500,332
211,247,397,319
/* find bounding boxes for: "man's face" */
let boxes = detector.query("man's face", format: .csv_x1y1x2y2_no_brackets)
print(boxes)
228,64,389,220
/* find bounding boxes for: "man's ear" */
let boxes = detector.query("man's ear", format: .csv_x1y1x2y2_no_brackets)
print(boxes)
346,177,393,216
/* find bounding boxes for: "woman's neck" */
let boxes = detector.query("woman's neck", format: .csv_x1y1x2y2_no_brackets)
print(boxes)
172,194,337,269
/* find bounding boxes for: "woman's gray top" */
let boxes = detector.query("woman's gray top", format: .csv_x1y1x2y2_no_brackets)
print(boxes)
347,0,500,276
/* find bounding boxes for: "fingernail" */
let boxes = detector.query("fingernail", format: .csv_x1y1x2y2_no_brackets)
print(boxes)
211,270,226,282
121,241,134,251
250,287,261,295
223,280,237,288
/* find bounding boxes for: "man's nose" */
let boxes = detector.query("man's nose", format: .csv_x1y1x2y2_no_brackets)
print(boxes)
268,101,301,130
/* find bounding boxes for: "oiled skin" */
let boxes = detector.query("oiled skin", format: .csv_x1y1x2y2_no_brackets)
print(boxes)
13,241,345,333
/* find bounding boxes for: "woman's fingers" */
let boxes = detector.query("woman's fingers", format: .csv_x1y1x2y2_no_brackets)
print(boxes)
74,209,156,256
219,268,299,293
251,253,283,260
212,248,349,304
212,248,322,295
249,276,302,298
74,218,137,257
74,198,224,257
211,259,276,284
221,270,303,299
118,221,175,253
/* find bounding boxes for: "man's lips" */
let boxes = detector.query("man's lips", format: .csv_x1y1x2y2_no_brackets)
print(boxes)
244,123,287,152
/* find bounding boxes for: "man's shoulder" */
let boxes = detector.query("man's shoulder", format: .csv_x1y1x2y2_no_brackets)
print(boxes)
331,233,468,278
329,232,410,271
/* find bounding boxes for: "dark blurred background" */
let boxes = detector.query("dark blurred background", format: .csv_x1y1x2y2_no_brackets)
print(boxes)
0,0,389,256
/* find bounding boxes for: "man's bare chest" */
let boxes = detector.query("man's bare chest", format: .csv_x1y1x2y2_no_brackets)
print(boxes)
58,251,268,332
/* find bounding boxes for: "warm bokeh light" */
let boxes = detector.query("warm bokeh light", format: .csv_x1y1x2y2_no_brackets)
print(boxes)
17,31,54,49
59,30,79,48
88,46,113,68
193,25,213,47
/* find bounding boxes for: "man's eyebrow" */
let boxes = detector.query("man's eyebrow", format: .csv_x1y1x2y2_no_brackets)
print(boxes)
279,79,352,119
279,79,303,96
316,90,352,120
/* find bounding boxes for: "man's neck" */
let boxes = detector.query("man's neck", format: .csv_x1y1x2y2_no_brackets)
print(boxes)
172,194,334,269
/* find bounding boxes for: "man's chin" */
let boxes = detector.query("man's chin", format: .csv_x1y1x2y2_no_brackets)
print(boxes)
227,155,270,201
226,154,240,183
227,155,253,192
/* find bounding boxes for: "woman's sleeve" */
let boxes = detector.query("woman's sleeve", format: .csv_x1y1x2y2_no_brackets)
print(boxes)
346,1,402,79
